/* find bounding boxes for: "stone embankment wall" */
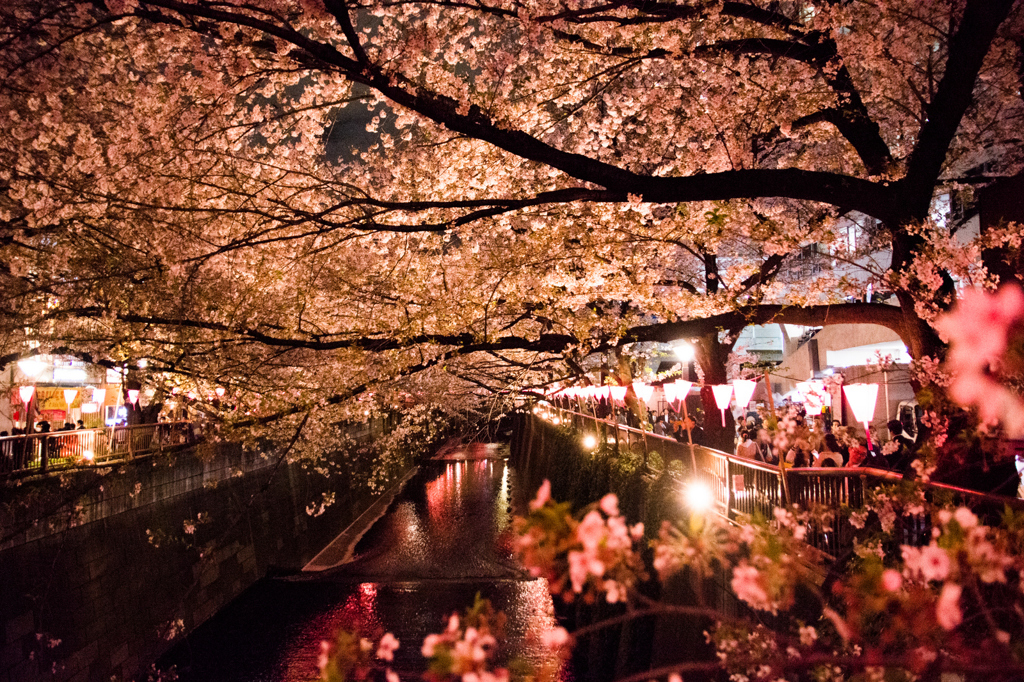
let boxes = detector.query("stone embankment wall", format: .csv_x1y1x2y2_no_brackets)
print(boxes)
0,444,393,682
509,414,717,682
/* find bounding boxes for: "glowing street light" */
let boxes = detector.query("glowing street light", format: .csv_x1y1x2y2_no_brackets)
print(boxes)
843,383,880,451
674,341,695,362
711,384,734,427
683,480,714,513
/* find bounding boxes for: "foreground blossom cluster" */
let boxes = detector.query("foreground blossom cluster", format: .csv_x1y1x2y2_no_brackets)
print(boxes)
936,285,1024,436
516,484,644,603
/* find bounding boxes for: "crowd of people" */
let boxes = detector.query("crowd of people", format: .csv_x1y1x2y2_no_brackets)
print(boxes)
647,405,919,473
730,417,919,473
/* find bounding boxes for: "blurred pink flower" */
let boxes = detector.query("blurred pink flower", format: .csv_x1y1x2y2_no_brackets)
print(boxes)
882,569,902,592
936,583,963,630
377,632,399,661
530,480,551,511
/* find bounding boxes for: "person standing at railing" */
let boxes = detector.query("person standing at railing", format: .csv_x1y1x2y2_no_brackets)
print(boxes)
813,433,847,467
754,428,777,464
736,429,757,460
0,431,9,472
848,437,868,466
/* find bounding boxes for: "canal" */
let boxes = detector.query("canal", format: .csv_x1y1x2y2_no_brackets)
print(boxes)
160,447,564,681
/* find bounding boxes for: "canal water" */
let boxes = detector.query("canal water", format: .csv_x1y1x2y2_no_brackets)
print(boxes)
161,449,564,681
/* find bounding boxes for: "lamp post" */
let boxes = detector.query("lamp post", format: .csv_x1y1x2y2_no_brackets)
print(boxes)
843,383,880,452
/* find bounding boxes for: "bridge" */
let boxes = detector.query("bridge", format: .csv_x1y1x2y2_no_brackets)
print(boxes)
537,406,1023,559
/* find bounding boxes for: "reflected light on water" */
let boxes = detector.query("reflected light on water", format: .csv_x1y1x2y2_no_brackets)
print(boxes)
167,446,569,681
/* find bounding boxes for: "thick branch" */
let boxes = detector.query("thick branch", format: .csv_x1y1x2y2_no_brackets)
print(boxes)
897,0,1017,219
618,303,912,351
130,0,897,221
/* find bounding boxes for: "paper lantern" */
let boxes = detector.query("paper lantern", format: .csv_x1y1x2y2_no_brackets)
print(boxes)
18,385,35,406
63,389,78,408
843,383,880,450
711,384,734,427
673,380,693,400
127,389,140,405
732,379,757,411
663,380,693,412
609,385,628,405
632,381,654,403
843,383,878,424
17,358,46,378
92,387,106,404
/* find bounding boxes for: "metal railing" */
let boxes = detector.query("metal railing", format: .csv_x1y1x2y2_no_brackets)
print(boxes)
544,407,1024,559
0,421,200,477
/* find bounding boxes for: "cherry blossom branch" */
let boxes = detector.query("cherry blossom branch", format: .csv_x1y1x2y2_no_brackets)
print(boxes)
121,0,898,221
897,0,1018,220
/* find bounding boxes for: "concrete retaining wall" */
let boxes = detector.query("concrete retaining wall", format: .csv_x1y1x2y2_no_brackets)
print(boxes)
0,445,396,681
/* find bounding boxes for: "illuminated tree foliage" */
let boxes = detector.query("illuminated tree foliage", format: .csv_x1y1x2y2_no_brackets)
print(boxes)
0,0,1021,451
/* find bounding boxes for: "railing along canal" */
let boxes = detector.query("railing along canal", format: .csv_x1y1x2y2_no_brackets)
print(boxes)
543,407,1024,559
0,421,200,477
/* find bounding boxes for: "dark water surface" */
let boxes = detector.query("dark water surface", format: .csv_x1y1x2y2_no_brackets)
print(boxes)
161,454,562,681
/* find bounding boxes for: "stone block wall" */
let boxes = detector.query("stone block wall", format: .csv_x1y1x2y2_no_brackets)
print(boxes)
0,445,392,681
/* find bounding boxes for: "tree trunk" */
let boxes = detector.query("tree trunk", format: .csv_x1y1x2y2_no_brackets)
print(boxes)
694,332,737,453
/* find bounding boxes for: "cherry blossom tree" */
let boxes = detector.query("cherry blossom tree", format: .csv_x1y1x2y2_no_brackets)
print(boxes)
1,0,1022,457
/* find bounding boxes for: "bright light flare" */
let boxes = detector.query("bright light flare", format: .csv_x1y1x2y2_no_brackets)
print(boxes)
82,450,95,462
582,434,598,449
17,358,46,378
674,341,695,362
682,481,714,513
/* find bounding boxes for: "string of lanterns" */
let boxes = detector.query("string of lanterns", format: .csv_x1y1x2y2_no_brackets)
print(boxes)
546,377,881,431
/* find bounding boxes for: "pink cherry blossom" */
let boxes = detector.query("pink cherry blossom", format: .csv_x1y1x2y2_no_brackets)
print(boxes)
936,583,963,630
376,632,399,662
530,480,551,511
599,493,619,517
881,569,903,592
541,626,570,649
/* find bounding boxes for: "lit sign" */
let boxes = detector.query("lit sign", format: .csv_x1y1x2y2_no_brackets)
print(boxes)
53,367,87,383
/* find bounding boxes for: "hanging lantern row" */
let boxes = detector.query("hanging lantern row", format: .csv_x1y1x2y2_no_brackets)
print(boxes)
549,377,763,424
548,377,882,439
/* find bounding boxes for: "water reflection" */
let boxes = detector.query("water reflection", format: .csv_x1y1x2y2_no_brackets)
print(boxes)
163,448,563,681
